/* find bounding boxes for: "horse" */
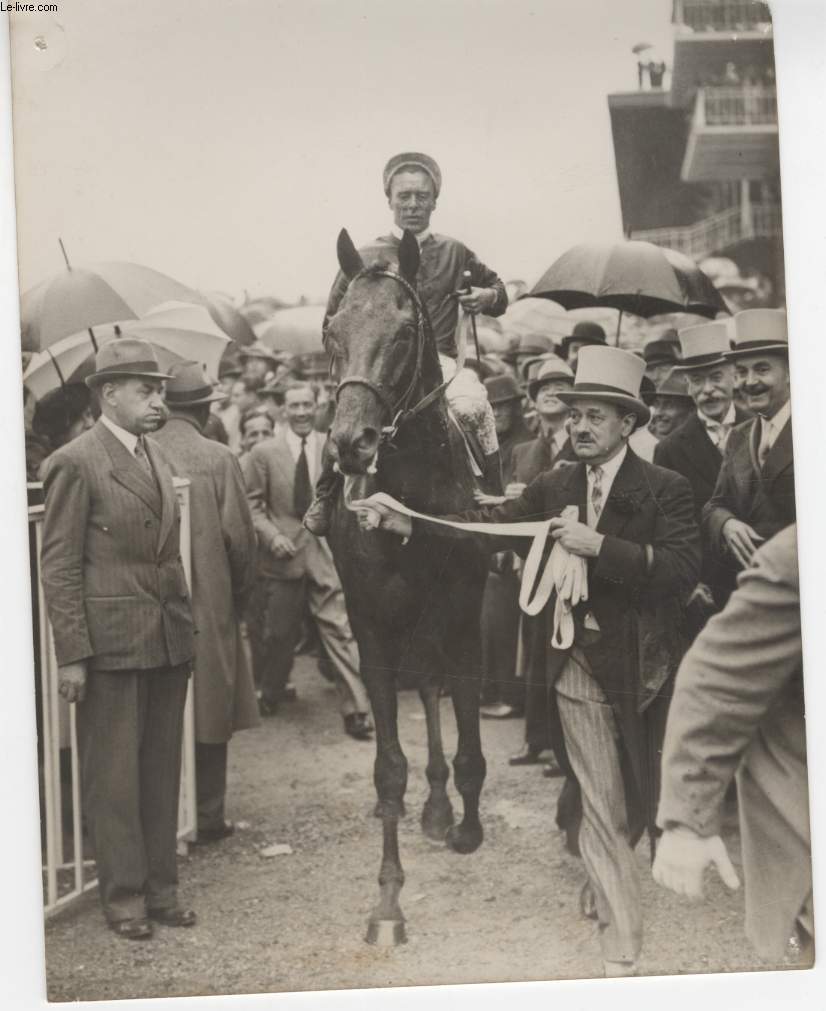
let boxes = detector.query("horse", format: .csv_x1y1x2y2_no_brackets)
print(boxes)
324,228,489,945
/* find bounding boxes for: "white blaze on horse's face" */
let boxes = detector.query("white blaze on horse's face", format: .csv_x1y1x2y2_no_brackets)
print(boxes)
388,170,436,235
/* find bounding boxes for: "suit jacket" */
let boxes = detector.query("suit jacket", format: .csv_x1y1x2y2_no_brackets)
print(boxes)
510,431,577,487
40,420,195,671
702,412,796,585
154,416,259,742
242,428,337,582
657,526,809,960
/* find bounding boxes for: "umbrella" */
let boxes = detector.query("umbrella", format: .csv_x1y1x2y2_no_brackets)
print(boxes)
20,242,198,351
23,302,230,400
200,291,257,347
501,296,571,342
528,241,728,342
258,304,326,355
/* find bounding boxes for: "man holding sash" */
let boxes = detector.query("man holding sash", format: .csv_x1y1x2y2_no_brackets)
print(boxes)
357,346,700,976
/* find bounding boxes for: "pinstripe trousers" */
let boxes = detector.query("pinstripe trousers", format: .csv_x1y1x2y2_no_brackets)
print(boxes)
555,649,642,964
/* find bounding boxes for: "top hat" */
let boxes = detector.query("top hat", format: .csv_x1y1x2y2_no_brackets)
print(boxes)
239,341,280,366
383,151,442,197
484,374,524,405
164,360,227,406
672,321,731,371
528,355,575,401
557,345,650,425
653,368,693,401
85,338,174,388
642,339,680,368
724,308,788,361
559,321,607,357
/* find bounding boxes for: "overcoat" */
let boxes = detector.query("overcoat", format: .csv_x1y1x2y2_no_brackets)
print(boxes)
40,420,194,671
154,416,259,743
413,448,700,834
657,525,810,960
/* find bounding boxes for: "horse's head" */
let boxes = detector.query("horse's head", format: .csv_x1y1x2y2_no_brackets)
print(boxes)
325,228,430,474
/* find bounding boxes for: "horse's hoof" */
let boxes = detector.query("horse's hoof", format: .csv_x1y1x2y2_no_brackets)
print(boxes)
365,918,407,946
373,800,407,819
445,821,484,854
421,798,454,841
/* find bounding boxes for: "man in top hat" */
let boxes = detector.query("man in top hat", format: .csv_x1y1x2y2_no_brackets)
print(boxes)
559,321,607,370
642,338,681,388
154,362,259,844
703,309,795,578
40,339,197,939
358,346,700,976
648,369,695,442
304,151,508,535
654,321,749,617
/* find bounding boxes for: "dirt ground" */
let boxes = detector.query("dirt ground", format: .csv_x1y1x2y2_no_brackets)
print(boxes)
44,655,791,1002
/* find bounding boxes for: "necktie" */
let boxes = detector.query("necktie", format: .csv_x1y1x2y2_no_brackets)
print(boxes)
293,436,312,518
590,465,604,519
134,437,154,478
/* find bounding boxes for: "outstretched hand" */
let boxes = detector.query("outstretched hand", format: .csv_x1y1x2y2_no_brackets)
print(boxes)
350,497,413,539
653,826,740,899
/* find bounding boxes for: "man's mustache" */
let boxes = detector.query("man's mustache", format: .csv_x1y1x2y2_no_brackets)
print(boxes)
743,384,770,396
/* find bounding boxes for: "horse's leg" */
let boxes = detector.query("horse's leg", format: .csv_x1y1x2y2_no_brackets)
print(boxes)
419,676,455,841
445,631,486,854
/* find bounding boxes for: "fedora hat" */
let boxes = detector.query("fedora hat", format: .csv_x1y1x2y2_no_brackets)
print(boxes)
642,339,680,368
557,345,650,425
724,308,788,361
484,374,524,405
85,338,173,388
652,368,693,401
528,355,574,401
559,321,606,357
672,321,731,371
164,360,227,406
239,340,280,366
383,151,442,197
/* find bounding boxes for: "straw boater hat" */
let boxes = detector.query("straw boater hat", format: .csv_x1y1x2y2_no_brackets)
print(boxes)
164,360,227,407
672,320,731,371
559,321,607,359
85,338,174,388
724,308,788,361
383,152,442,197
557,345,650,425
527,355,574,401
484,374,523,405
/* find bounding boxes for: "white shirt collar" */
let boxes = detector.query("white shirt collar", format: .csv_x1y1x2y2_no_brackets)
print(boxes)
100,413,139,454
701,402,736,429
391,224,431,245
588,443,627,486
761,398,791,434
551,427,568,453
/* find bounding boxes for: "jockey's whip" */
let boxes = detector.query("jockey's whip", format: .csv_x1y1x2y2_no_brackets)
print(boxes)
462,269,482,362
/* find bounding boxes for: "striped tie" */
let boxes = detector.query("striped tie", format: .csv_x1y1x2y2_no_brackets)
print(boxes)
590,465,604,518
134,437,154,478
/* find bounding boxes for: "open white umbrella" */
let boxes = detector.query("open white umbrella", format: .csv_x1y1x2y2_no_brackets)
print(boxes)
23,302,230,400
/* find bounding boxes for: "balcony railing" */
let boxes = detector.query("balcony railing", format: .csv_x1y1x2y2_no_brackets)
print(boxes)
31,477,197,917
674,0,772,34
701,84,777,126
631,202,781,261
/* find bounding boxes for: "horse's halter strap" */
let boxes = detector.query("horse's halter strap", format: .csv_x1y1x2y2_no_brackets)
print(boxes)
334,268,447,440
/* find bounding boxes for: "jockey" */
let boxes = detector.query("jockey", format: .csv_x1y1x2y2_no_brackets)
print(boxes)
303,151,509,535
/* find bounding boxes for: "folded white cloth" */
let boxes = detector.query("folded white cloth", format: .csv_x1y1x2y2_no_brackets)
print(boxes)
549,505,589,651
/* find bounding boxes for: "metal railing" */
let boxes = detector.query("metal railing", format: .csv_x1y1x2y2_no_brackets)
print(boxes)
631,202,781,261
674,0,772,33
702,85,777,126
31,477,196,918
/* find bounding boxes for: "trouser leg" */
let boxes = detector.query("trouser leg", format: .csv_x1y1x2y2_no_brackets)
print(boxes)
307,569,369,717
259,577,305,705
140,667,188,913
195,742,228,832
556,655,642,964
77,670,147,923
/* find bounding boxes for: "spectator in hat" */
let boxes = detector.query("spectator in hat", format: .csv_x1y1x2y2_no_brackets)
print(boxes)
239,341,280,391
627,376,659,461
642,339,680,388
484,374,533,481
559,321,606,370
703,308,795,580
39,338,196,939
649,369,695,441
304,151,509,535
506,333,556,383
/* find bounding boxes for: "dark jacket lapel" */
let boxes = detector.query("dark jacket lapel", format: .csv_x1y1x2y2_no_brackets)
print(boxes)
145,436,176,552
95,422,163,519
762,416,793,483
596,448,649,538
679,414,721,479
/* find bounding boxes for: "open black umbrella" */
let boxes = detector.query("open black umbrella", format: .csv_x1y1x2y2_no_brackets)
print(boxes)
528,241,728,342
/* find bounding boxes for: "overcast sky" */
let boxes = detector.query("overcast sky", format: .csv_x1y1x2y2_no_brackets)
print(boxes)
10,0,673,303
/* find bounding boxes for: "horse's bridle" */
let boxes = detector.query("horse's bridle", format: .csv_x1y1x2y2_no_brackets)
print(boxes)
333,268,452,444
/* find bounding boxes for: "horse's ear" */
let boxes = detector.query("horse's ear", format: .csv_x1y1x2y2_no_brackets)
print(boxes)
337,228,364,280
397,229,420,285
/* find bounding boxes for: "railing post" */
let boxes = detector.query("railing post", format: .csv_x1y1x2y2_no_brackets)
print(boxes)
174,479,197,850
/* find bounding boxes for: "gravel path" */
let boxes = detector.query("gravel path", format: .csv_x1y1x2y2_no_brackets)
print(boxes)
44,655,785,1001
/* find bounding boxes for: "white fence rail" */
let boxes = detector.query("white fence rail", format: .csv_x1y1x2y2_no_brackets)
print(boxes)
631,203,781,261
30,477,196,918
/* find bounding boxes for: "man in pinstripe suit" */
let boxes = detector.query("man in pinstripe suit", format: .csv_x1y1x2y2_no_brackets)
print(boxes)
40,339,197,940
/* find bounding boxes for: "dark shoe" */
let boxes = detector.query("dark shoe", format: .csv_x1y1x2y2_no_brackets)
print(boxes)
148,907,197,928
480,702,519,719
109,917,153,940
258,698,278,717
542,756,565,778
344,712,373,741
195,821,235,845
303,494,333,536
509,744,545,766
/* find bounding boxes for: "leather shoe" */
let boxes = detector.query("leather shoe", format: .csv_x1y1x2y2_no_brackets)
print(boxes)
509,744,545,766
195,821,235,844
148,907,197,928
344,712,373,741
108,917,153,940
542,757,565,778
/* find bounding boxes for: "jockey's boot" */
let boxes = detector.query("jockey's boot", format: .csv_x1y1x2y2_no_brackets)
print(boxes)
302,455,340,536
479,449,503,496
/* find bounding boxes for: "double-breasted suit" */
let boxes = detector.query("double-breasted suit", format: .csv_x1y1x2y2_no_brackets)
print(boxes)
243,429,369,717
40,419,195,924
